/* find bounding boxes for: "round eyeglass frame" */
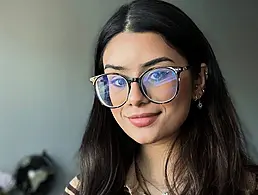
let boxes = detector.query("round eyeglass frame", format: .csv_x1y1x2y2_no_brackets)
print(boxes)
90,65,191,108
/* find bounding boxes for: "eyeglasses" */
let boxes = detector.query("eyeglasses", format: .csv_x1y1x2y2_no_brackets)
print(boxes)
90,65,191,108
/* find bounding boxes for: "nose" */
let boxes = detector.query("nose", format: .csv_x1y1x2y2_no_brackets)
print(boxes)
127,82,149,106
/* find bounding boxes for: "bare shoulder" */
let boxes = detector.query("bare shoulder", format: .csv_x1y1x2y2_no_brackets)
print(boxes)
63,175,80,195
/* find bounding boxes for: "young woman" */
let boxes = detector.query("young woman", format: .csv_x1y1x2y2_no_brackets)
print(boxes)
64,0,258,194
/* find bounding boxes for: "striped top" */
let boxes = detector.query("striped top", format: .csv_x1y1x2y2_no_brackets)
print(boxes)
63,173,258,195
63,175,80,195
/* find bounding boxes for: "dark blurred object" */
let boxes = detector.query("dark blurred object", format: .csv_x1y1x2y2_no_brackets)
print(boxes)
14,151,55,195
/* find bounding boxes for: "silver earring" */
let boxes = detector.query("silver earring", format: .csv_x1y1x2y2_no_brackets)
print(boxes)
197,99,203,109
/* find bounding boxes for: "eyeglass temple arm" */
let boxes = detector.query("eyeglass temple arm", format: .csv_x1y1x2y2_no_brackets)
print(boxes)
173,65,191,73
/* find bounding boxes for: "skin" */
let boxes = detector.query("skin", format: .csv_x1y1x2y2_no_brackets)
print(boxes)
102,32,207,193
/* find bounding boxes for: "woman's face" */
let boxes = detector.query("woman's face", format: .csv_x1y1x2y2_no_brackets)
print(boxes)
102,32,194,145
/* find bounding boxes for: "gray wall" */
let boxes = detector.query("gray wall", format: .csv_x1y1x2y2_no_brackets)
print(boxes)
0,0,128,194
0,0,257,194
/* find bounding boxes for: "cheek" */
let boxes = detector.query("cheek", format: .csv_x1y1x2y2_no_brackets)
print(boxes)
177,78,193,104
177,73,193,105
110,108,123,125
111,108,131,137
163,78,193,128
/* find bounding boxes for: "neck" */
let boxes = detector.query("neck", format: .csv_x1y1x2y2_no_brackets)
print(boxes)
137,138,176,187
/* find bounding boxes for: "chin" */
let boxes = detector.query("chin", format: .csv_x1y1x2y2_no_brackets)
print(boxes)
134,138,158,145
129,130,161,145
128,127,179,145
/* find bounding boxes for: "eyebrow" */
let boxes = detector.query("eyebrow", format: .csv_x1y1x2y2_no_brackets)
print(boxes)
143,57,174,68
104,57,174,70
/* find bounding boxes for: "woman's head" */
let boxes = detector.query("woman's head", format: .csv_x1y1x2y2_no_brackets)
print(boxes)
93,0,211,145
101,32,204,145
80,0,252,194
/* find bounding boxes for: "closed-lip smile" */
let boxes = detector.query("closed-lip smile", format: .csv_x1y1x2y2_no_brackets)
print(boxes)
127,112,161,127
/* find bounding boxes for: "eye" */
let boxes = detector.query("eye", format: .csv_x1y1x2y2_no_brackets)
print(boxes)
143,68,177,86
149,69,171,82
110,76,127,88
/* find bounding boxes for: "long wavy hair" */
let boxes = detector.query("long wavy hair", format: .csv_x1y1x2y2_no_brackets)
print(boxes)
79,0,254,194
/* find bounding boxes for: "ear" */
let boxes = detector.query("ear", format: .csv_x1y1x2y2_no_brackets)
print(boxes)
192,63,208,100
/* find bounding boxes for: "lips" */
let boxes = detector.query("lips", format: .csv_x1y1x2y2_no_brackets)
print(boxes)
127,112,161,128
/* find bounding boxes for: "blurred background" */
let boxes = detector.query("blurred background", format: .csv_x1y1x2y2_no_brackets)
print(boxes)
0,0,257,194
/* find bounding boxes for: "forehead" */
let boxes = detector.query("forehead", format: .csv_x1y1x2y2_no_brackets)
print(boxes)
102,32,187,70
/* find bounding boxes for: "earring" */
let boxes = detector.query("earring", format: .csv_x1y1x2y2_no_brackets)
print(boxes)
197,99,203,109
194,96,203,109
